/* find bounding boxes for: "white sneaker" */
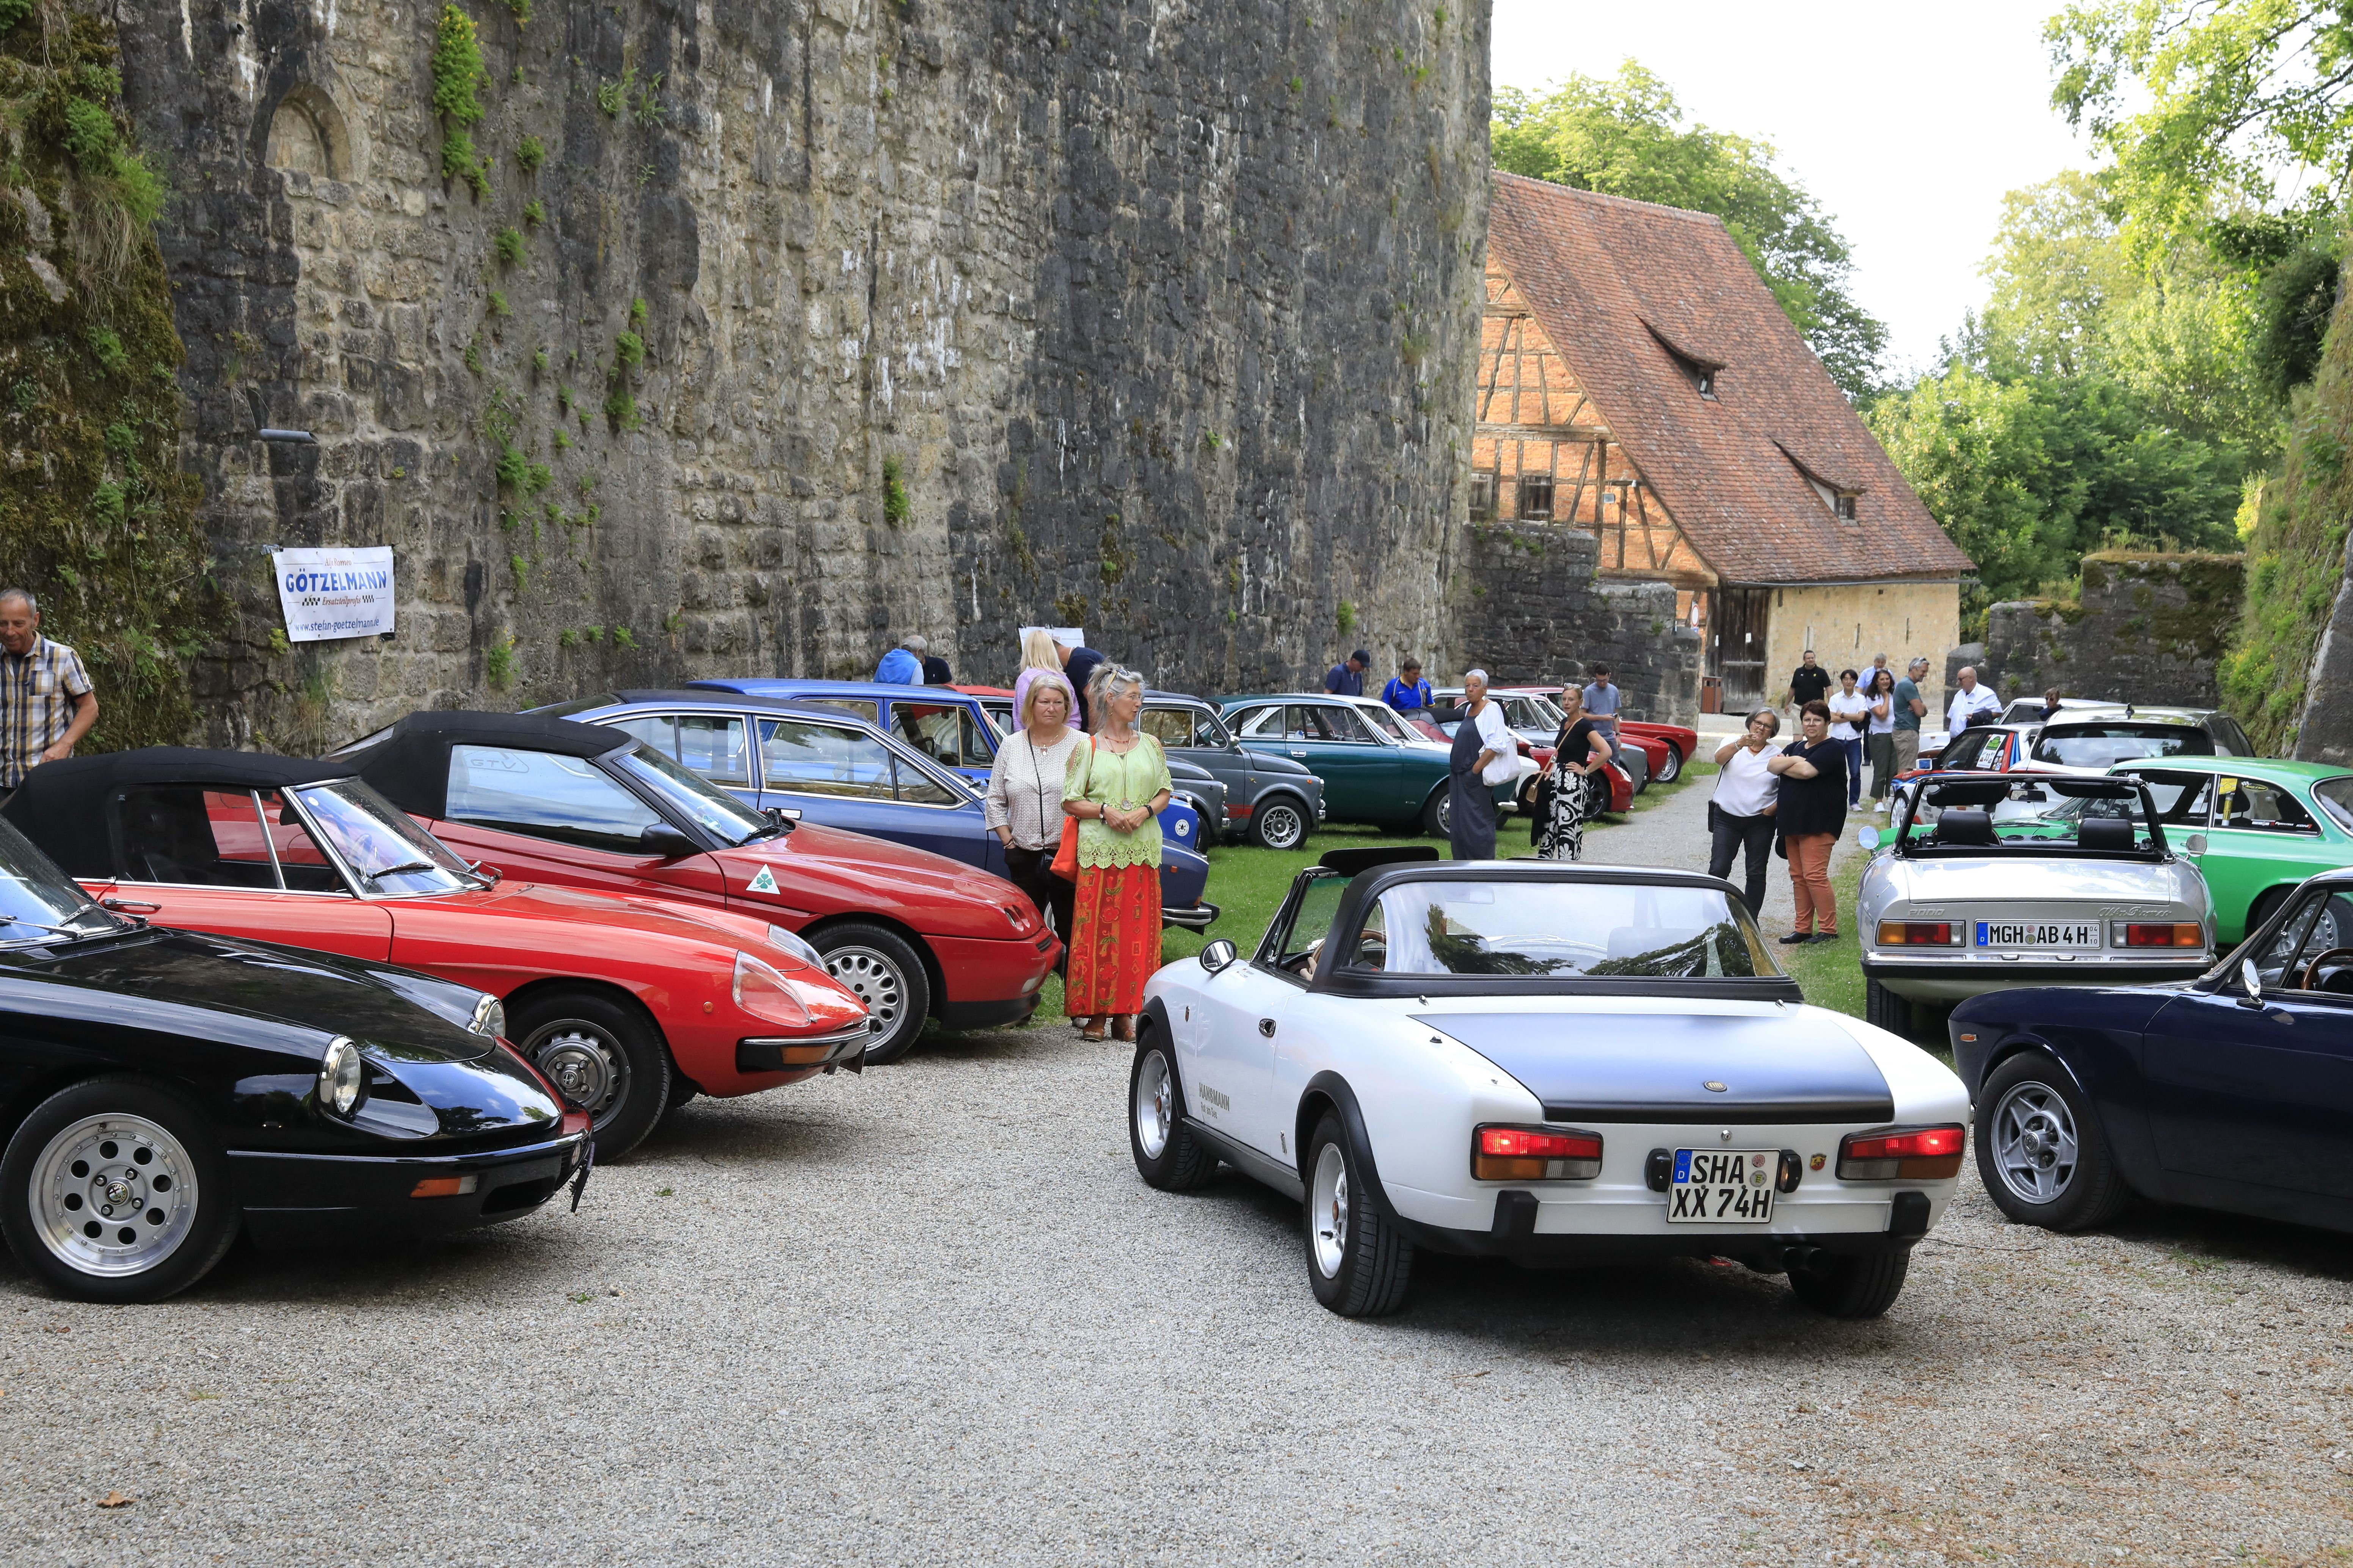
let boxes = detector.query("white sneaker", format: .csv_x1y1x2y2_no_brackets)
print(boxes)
1873,799,1888,813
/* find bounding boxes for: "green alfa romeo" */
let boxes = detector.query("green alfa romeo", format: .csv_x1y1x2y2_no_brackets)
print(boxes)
2107,755,2353,942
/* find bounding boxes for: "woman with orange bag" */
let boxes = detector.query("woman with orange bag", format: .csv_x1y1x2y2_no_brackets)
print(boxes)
1060,665,1171,1042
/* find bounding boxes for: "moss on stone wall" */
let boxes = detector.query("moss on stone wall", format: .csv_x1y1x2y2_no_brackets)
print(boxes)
2221,248,2353,754
0,5,213,750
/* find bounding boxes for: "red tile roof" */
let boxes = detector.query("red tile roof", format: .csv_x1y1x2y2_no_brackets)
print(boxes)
1487,172,1973,586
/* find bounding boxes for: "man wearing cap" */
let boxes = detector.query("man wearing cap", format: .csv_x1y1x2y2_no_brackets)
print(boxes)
0,588,95,799
1324,649,1369,697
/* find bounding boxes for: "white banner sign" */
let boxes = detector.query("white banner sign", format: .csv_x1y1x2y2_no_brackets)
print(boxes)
1018,625,1086,648
272,546,396,643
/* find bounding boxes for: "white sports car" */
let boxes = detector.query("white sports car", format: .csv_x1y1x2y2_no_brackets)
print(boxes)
1128,849,1969,1320
1857,773,2213,1034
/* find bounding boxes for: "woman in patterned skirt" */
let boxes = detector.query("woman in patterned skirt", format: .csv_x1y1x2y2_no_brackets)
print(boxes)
1061,665,1172,1042
1536,682,1615,860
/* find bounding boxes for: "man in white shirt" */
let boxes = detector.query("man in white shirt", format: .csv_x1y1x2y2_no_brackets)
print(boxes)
1946,665,2000,736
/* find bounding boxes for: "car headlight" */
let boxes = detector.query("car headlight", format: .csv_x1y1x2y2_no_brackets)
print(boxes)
318,1036,365,1117
468,993,507,1039
733,950,811,1028
765,924,823,967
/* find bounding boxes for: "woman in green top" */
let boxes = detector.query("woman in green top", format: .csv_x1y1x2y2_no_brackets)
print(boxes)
1062,664,1173,1042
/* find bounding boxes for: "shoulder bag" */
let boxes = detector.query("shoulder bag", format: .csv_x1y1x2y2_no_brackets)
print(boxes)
1048,736,1094,882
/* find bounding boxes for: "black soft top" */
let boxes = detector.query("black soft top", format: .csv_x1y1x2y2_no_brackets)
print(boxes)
0,747,358,878
343,711,629,818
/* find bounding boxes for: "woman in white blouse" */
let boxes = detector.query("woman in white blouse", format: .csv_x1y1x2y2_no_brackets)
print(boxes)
985,673,1081,956
1707,709,1782,919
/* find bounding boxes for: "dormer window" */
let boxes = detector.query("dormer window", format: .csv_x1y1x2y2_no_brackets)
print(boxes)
1805,475,1859,522
1646,323,1723,401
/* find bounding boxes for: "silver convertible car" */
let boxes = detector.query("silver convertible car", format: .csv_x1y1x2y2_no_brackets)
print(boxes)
1857,774,2214,1035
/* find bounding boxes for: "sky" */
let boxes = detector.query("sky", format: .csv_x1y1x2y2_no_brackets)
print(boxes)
1489,0,2100,378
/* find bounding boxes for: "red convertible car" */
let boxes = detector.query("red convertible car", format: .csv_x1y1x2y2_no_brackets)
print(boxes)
1,750,875,1159
335,712,1061,1065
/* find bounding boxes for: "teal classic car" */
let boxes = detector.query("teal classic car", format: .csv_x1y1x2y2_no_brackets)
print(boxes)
1216,694,1524,836
2106,755,2353,943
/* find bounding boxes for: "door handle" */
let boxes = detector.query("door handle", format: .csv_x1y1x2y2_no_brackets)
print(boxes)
1289,750,1307,758
1258,1018,1277,1037
101,897,160,914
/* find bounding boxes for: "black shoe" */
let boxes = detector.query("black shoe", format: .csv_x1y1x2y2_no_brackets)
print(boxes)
1809,932,1841,943
1778,933,1812,945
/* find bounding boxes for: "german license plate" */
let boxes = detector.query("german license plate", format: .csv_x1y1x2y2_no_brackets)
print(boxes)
1667,1149,1777,1224
1975,921,2098,949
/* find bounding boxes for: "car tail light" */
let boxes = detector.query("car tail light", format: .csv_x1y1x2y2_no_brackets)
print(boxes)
732,951,812,1029
1837,1125,1966,1181
1877,920,1964,946
1473,1125,1602,1181
410,1175,479,1199
2113,921,2202,948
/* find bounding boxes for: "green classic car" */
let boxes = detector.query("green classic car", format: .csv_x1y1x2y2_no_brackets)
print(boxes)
1216,693,1525,836
2107,756,2353,942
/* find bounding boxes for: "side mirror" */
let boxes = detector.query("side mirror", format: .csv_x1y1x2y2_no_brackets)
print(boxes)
764,806,800,830
1855,825,1882,851
2184,833,2207,856
1198,938,1238,974
2239,956,2264,1008
639,822,699,859
466,860,504,886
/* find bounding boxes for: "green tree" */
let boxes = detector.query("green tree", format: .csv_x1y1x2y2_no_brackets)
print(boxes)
1868,366,2244,608
1491,62,1888,400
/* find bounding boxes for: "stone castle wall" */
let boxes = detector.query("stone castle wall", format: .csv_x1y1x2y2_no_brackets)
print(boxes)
1982,552,2244,709
117,0,1492,749
1454,521,1700,724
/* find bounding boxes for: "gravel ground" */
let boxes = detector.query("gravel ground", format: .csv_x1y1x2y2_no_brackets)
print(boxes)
5,778,2351,1565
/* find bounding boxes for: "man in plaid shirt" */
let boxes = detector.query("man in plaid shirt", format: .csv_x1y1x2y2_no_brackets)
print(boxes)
0,590,96,794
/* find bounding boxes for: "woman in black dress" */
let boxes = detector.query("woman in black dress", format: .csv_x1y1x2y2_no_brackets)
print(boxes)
1535,685,1615,860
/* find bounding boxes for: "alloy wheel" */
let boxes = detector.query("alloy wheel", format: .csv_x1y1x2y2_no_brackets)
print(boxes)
1257,801,1305,850
1310,1142,1350,1279
1134,1048,1173,1160
529,1023,626,1119
28,1114,199,1278
823,945,908,1043
1989,1079,2078,1204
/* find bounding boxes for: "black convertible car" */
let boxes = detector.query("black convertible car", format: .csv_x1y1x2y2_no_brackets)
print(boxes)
1952,866,2353,1237
0,810,589,1303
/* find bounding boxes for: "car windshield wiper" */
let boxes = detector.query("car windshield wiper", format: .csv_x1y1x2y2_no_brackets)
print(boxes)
363,860,438,881
0,909,113,940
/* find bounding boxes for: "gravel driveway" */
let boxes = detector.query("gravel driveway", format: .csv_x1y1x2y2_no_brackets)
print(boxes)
5,792,2351,1564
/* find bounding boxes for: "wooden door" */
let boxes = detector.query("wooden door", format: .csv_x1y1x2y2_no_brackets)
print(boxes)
1711,588,1772,713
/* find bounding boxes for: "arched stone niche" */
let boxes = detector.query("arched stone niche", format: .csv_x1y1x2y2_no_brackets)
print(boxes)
258,64,369,184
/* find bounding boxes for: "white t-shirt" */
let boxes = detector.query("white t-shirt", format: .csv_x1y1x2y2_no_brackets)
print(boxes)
1947,684,2000,734
1866,689,1897,734
1711,743,1780,818
1472,700,1517,786
1826,689,1870,739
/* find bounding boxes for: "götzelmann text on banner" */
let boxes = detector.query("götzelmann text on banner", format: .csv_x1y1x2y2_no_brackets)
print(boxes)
272,546,395,643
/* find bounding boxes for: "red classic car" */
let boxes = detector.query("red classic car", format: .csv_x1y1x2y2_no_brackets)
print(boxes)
334,712,1061,1065
0,749,875,1159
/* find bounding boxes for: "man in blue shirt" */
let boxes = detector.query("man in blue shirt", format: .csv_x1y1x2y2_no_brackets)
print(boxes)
1581,665,1622,740
1324,649,1370,697
1379,658,1432,715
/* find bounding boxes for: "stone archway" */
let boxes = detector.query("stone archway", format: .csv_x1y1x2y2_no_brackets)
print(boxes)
264,81,356,180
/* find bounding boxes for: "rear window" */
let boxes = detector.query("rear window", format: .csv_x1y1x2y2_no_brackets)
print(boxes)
2030,724,2213,768
1356,880,1777,979
1899,778,2161,856
2314,777,2353,834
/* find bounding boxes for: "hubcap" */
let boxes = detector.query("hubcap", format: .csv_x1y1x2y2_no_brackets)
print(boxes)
825,946,907,1049
1991,1080,2079,1204
529,1024,624,1119
1134,1049,1173,1160
1310,1142,1350,1279
1260,804,1304,850
1433,791,1451,835
29,1114,198,1278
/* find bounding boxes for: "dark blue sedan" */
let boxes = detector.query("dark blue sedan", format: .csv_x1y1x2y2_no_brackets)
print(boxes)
1951,867,2353,1236
532,691,1216,931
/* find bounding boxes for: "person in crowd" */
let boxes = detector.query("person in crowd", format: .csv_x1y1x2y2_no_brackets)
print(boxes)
985,672,1080,963
1446,669,1512,861
1868,652,1889,687
1580,664,1621,744
1707,709,1780,919
1324,649,1370,697
1826,668,1870,811
1787,649,1830,715
1891,656,1929,777
1055,634,1107,729
2039,686,2064,723
1061,665,1171,1043
917,638,954,685
1947,665,2000,736
1864,668,1898,808
1534,683,1613,860
0,589,94,798
874,633,924,685
1010,629,1065,724
1766,701,1846,943
1380,658,1432,716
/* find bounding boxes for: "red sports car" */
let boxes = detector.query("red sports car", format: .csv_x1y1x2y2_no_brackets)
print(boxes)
1,750,875,1159
335,711,1061,1066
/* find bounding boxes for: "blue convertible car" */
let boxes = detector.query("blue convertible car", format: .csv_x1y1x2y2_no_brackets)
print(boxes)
532,691,1216,931
1951,867,2353,1237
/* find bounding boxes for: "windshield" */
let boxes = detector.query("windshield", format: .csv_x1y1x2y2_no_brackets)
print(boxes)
612,742,779,845
2031,724,2212,768
1358,705,1410,743
0,815,122,944
1351,880,1778,979
1523,692,1568,726
294,781,478,895
1896,778,2160,855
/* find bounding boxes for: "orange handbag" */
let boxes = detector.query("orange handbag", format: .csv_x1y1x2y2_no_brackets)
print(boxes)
1048,738,1093,881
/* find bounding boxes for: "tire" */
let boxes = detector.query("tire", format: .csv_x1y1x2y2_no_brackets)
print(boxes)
1128,1029,1216,1191
1975,1051,2130,1231
1656,743,1683,784
1864,977,1911,1036
811,922,932,1065
1250,795,1309,851
511,988,672,1159
1302,1113,1414,1317
1788,1246,1911,1319
1420,782,1451,840
0,1076,239,1304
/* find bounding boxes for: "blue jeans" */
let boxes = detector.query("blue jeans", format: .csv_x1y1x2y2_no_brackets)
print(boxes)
1838,735,1864,808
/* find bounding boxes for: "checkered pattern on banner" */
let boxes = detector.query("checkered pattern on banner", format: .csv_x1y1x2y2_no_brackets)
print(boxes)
0,637,91,788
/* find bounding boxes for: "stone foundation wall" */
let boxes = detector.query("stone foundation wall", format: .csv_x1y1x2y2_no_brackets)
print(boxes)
117,0,1491,750
1983,552,2244,709
1454,521,1700,724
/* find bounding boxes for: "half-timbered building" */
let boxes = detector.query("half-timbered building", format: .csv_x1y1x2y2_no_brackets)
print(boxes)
1475,172,1973,712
